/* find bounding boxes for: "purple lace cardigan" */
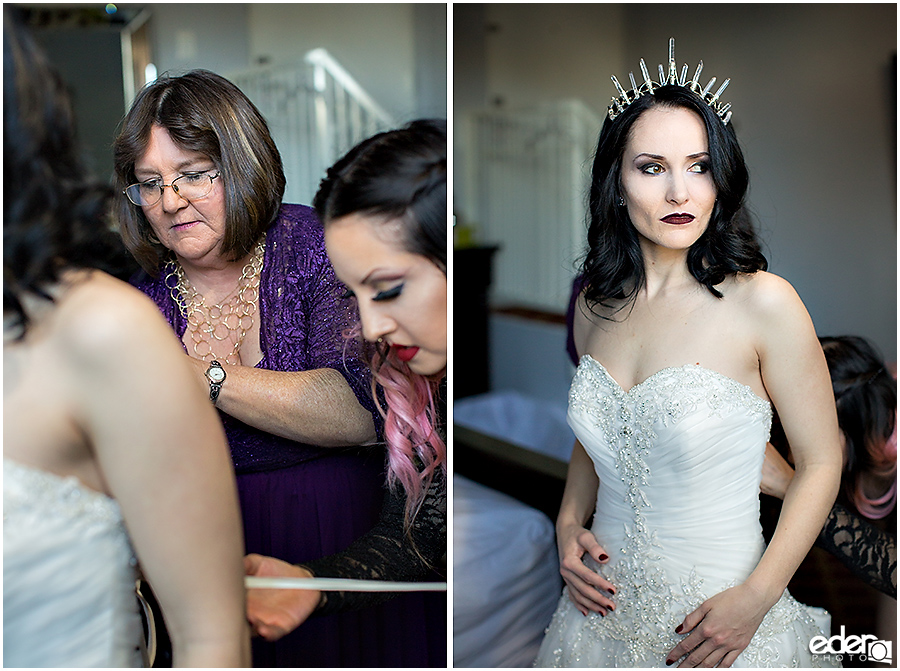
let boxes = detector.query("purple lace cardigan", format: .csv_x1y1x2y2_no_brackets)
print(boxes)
133,203,378,474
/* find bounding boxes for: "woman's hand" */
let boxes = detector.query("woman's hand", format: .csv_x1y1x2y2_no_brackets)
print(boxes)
557,523,616,616
244,554,322,641
665,582,775,667
760,442,794,500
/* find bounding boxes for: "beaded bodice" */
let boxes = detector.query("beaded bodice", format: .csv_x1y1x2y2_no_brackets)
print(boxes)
536,356,835,668
4,459,142,666
570,355,772,567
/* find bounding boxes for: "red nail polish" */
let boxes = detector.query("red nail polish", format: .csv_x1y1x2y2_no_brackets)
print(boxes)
599,553,609,562
665,660,674,667
675,624,683,634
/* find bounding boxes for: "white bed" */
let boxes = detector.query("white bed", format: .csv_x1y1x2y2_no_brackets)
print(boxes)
453,392,575,667
453,474,561,667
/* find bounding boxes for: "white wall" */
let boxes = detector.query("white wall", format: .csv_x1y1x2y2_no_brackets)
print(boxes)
245,4,416,121
453,4,624,227
414,3,448,119
482,4,624,115
148,4,250,77
147,3,445,122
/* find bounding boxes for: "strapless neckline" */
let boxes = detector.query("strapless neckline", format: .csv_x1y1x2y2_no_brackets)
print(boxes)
579,354,771,408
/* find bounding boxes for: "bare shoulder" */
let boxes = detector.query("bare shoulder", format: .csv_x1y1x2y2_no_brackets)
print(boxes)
54,270,177,366
572,289,615,356
724,271,819,363
725,271,808,323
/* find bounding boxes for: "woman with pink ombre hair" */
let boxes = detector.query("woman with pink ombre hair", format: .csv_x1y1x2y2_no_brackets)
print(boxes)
245,120,447,663
762,335,896,597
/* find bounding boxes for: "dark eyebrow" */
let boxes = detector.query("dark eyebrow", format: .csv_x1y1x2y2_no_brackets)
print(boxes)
632,151,709,162
634,153,665,161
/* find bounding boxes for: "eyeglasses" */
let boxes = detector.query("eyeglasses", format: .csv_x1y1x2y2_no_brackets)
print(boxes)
123,170,221,207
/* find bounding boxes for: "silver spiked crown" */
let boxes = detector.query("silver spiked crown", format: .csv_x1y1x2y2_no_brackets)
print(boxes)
608,38,733,125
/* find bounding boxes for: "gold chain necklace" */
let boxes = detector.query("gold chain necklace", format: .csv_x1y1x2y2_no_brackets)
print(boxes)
165,236,265,365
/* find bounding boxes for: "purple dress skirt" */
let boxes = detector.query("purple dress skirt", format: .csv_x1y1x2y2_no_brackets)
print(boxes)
135,204,444,666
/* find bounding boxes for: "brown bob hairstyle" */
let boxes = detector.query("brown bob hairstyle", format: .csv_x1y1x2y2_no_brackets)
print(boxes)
113,69,285,275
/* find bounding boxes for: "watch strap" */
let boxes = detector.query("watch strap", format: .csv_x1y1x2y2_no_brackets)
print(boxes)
206,360,225,404
209,380,222,403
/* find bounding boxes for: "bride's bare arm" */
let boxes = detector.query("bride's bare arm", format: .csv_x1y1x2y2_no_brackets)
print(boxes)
667,273,842,668
560,298,618,615
65,276,250,667
748,273,842,601
557,440,617,616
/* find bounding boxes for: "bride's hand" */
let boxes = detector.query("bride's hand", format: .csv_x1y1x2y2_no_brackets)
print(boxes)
665,582,774,667
244,554,321,641
557,524,616,617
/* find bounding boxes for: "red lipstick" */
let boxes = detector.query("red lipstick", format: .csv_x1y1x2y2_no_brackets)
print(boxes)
392,344,419,362
661,213,695,225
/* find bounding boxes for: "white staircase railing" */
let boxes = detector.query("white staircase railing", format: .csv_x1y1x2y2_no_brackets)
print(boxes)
461,100,602,312
230,49,395,205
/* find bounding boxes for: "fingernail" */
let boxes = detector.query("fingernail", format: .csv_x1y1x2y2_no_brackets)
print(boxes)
609,587,616,595
665,660,673,667
675,624,683,634
599,553,609,562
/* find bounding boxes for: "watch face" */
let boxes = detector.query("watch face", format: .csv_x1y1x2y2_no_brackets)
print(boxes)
208,366,226,383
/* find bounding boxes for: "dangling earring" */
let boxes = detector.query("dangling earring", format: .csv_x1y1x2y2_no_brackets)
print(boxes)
617,197,626,207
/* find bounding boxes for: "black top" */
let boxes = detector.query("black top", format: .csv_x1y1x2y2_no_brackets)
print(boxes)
816,502,896,598
303,472,447,614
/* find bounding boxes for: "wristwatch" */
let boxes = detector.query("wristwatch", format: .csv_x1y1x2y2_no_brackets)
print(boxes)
205,360,226,404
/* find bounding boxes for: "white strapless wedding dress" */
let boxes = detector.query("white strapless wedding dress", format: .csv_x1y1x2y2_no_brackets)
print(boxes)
4,459,143,667
534,356,839,668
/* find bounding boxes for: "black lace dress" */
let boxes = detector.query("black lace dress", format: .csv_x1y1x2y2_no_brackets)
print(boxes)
816,502,896,598
299,387,447,666
304,473,447,613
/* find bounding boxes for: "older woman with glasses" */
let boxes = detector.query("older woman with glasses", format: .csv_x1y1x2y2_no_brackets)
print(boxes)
112,69,413,667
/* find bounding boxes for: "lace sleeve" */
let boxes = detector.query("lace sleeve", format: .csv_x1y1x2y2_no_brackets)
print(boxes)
302,473,447,614
816,502,896,598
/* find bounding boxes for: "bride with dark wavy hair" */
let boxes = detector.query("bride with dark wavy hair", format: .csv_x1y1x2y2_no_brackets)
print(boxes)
535,40,842,668
3,7,248,666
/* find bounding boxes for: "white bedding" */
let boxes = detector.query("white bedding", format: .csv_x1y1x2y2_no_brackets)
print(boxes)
453,474,561,668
